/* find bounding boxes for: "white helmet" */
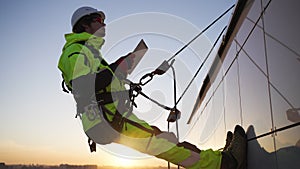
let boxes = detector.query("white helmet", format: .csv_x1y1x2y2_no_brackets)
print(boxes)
71,6,105,27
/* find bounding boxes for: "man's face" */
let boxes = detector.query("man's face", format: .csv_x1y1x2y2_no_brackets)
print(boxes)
85,17,106,37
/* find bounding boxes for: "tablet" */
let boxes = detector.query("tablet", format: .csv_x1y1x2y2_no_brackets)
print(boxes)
127,39,148,74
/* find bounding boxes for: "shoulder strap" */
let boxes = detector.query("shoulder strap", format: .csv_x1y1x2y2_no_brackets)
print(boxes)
61,74,72,93
60,41,90,94
78,41,109,66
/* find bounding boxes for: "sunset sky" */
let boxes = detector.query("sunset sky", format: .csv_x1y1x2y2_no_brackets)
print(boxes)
0,0,235,167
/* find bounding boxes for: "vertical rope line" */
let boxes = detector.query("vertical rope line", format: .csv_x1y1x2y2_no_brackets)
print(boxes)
222,64,227,133
172,66,180,141
261,0,274,133
171,65,180,169
236,41,243,126
260,0,278,166
221,40,228,133
167,122,170,169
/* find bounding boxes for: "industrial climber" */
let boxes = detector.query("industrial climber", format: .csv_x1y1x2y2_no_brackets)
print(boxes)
58,6,247,169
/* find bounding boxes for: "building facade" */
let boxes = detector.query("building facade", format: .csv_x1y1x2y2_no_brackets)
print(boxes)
188,0,300,168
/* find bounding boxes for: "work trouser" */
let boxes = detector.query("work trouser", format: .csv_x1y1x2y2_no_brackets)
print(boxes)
86,111,222,169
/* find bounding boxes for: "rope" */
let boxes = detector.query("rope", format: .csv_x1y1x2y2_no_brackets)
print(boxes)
139,91,172,110
172,65,180,169
247,122,300,141
167,4,235,62
236,43,243,126
133,4,236,107
176,25,227,105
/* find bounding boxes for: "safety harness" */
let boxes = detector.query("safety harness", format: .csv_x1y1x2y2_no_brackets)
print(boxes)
61,41,160,152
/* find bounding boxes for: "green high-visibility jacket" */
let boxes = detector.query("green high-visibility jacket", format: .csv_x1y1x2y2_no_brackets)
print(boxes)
58,32,126,132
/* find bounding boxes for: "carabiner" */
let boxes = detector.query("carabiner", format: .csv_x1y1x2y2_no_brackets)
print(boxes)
139,73,154,86
130,83,142,97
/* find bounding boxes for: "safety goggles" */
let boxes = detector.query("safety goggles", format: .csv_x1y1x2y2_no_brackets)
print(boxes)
94,17,105,24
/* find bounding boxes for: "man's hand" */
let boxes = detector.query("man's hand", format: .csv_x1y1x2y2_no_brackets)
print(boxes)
116,53,135,74
111,53,135,79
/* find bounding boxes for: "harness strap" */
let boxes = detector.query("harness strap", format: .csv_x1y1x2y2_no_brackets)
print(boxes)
61,40,107,93
96,90,130,105
61,79,70,93
67,51,90,66
78,40,109,66
100,105,156,135
61,74,72,93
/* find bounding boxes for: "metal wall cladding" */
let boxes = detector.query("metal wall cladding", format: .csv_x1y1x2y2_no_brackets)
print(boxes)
264,0,300,168
188,0,300,168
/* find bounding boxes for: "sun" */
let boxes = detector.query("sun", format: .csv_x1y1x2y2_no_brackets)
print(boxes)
116,157,137,167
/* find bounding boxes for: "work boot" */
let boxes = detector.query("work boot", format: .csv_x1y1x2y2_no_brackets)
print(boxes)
220,152,237,169
223,131,233,151
221,125,247,169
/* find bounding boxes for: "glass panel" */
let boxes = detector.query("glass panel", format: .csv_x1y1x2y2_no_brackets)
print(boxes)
213,120,226,150
238,50,273,135
262,0,270,7
197,101,214,149
198,96,222,146
210,81,226,149
267,35,300,111
222,41,238,72
247,125,277,169
242,24,267,73
196,84,226,149
224,60,243,130
247,0,264,26
264,0,300,55
275,126,300,169
236,18,255,46
270,80,300,129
